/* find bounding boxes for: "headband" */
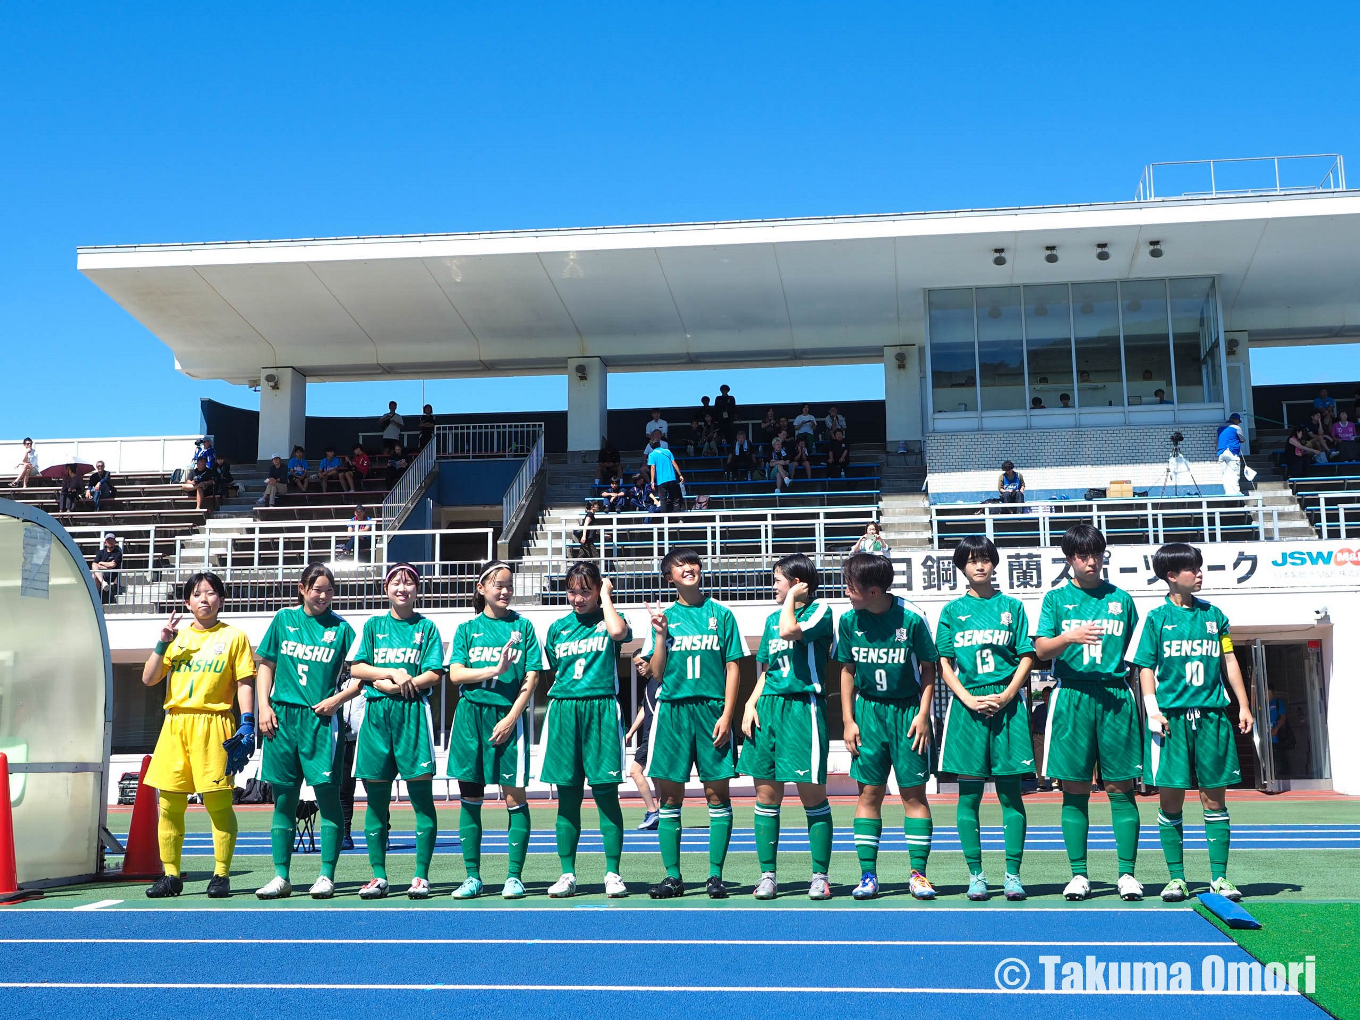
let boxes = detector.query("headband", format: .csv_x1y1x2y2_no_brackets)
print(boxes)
478,561,512,584
384,563,420,586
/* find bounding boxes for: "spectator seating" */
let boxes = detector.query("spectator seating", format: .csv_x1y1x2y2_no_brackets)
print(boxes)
1289,474,1360,537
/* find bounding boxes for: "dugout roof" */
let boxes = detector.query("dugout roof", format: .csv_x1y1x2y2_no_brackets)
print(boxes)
77,190,1360,385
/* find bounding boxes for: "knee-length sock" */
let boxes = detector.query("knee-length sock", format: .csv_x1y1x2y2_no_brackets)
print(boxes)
708,800,734,877
1158,809,1185,881
270,785,301,880
956,781,985,874
995,779,1027,876
591,785,625,875
1109,789,1140,876
805,799,833,876
1203,809,1231,881
904,816,933,873
507,803,531,879
157,792,188,878
854,817,882,874
556,785,584,874
201,789,237,878
753,802,780,873
407,780,437,882
459,796,484,880
1061,791,1090,877
363,780,393,880
314,781,344,881
659,804,683,878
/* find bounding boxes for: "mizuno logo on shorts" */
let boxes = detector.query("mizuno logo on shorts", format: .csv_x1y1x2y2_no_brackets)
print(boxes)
795,769,809,775
419,761,432,768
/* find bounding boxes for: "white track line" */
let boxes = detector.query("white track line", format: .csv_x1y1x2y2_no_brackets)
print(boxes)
71,900,122,911
0,937,1228,947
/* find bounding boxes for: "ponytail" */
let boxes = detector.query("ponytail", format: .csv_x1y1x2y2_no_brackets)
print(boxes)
473,560,513,614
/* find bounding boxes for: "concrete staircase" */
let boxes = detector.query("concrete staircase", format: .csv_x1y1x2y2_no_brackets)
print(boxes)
1243,445,1316,539
877,455,932,555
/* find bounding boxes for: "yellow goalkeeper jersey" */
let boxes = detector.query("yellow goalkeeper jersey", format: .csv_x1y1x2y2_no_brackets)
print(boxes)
160,622,256,713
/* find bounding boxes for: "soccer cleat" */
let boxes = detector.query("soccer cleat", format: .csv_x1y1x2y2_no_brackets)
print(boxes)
705,875,730,899
359,877,390,900
648,875,685,899
1062,874,1091,901
407,878,431,899
1210,877,1242,902
1117,874,1144,901
309,875,336,899
966,872,989,901
808,873,831,901
548,873,577,898
145,874,183,899
909,870,936,900
502,876,526,899
255,876,293,900
637,810,660,831
451,877,483,900
1160,878,1190,902
753,873,778,900
206,875,231,899
604,872,628,898
852,872,879,900
1003,873,1027,901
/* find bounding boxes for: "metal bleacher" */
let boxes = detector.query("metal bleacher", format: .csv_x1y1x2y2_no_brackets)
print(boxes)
1289,473,1360,538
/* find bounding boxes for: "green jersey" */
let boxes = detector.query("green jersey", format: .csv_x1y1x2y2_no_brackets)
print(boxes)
834,596,938,700
447,611,545,707
257,605,356,708
544,609,632,699
935,591,1034,691
756,600,834,695
1036,580,1138,685
349,612,446,701
641,596,745,701
1131,597,1234,710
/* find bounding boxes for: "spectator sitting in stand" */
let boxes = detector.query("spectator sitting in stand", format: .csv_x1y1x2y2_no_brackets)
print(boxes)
792,404,818,448
57,464,83,513
1030,396,1045,410
758,408,779,449
602,477,627,512
385,443,410,487
1154,388,1169,405
767,437,791,492
639,479,663,520
574,501,600,559
776,416,792,444
9,437,37,488
625,473,649,512
684,417,705,457
699,413,721,456
379,401,404,454
788,436,813,481
91,533,123,600
694,493,710,511
644,409,669,442
84,460,114,510
725,429,757,480
217,457,238,497
287,446,312,491
596,436,621,484
340,504,374,561
1306,412,1337,460
1059,393,1072,408
196,436,218,471
851,521,889,556
1286,425,1324,475
258,454,288,506
1314,386,1338,428
351,445,371,487
697,395,712,422
317,447,344,492
824,428,850,478
418,404,436,450
998,460,1026,505
335,454,357,492
823,405,847,441
1331,410,1358,461
183,455,219,510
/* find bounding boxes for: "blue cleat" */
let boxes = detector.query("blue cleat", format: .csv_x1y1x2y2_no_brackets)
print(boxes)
852,872,879,900
1004,873,1027,901
637,810,660,831
967,872,989,901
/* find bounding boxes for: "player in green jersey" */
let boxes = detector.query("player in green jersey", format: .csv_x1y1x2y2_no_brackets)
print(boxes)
642,548,746,900
254,563,358,899
541,561,632,898
935,536,1036,902
1034,524,1143,902
348,563,447,900
1133,543,1254,903
739,553,836,900
836,553,940,901
446,560,544,900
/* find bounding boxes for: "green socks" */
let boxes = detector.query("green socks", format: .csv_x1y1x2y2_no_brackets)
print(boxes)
854,817,882,874
314,782,344,881
407,780,438,882
459,796,484,880
556,785,584,874
1204,809,1231,881
1159,809,1185,880
754,802,780,873
659,804,683,878
957,781,985,873
1061,791,1090,876
904,816,933,873
363,780,392,880
1109,789,1140,876
708,800,733,878
591,785,625,876
805,800,833,875
996,779,1027,876
270,784,300,880
507,803,531,879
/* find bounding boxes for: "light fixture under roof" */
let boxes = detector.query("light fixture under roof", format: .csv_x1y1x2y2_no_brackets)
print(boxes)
1149,240,1164,258
993,248,1007,266
1079,301,1094,315
1096,243,1110,261
1035,303,1049,317
1044,246,1059,264
987,304,1002,319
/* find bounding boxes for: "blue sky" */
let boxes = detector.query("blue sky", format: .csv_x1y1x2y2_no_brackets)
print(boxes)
2,2,1358,439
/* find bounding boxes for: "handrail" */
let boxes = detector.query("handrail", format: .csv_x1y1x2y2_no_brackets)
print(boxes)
437,422,543,459
502,432,546,536
0,435,210,475
172,525,496,572
379,437,437,527
1135,154,1346,202
1315,493,1360,539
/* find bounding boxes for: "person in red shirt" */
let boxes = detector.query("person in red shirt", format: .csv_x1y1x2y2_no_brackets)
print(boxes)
351,445,371,486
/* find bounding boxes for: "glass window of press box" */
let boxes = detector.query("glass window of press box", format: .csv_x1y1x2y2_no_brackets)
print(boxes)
927,277,1227,431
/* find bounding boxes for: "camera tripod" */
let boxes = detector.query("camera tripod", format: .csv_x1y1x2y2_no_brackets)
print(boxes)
1157,440,1201,497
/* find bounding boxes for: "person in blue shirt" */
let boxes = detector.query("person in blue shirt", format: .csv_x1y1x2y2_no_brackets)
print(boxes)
1267,686,1288,779
196,437,218,471
317,447,344,493
648,435,684,513
287,446,312,492
1216,414,1245,496
1313,387,1337,428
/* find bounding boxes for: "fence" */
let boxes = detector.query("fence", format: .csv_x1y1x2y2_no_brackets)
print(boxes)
1312,493,1360,539
379,436,437,526
1135,154,1346,201
0,435,208,475
170,523,495,572
501,432,546,535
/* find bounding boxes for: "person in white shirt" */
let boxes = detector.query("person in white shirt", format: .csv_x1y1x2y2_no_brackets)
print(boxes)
645,410,669,441
379,401,404,454
9,437,37,488
792,405,818,447
823,406,847,440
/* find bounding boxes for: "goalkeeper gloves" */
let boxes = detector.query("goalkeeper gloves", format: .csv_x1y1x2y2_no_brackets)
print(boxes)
223,712,256,775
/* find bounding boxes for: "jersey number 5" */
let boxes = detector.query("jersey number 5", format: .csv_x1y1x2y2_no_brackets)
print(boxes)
298,663,309,687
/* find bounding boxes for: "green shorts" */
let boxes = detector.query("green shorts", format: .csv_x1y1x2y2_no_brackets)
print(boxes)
1042,681,1144,784
446,698,531,788
539,695,627,787
354,696,437,782
645,697,737,784
737,692,828,784
937,682,1036,778
1147,707,1242,790
261,702,342,788
850,695,932,788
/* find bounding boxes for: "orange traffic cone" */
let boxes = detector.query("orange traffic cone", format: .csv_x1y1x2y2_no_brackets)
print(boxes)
118,754,161,880
0,752,42,904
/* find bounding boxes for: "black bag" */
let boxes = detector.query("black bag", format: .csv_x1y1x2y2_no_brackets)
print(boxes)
234,777,273,804
1084,487,1107,500
1278,720,1298,752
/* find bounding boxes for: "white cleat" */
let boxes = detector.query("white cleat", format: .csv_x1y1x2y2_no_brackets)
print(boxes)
407,877,431,899
753,873,778,900
255,876,292,900
1117,874,1144,901
604,872,628,898
309,875,336,899
1063,874,1091,901
548,873,577,898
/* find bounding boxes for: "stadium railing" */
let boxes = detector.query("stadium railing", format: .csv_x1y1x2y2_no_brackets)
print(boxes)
0,434,207,475
502,431,546,537
930,494,1280,547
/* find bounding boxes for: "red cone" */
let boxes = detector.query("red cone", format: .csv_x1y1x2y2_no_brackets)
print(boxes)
118,754,161,880
0,752,42,904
